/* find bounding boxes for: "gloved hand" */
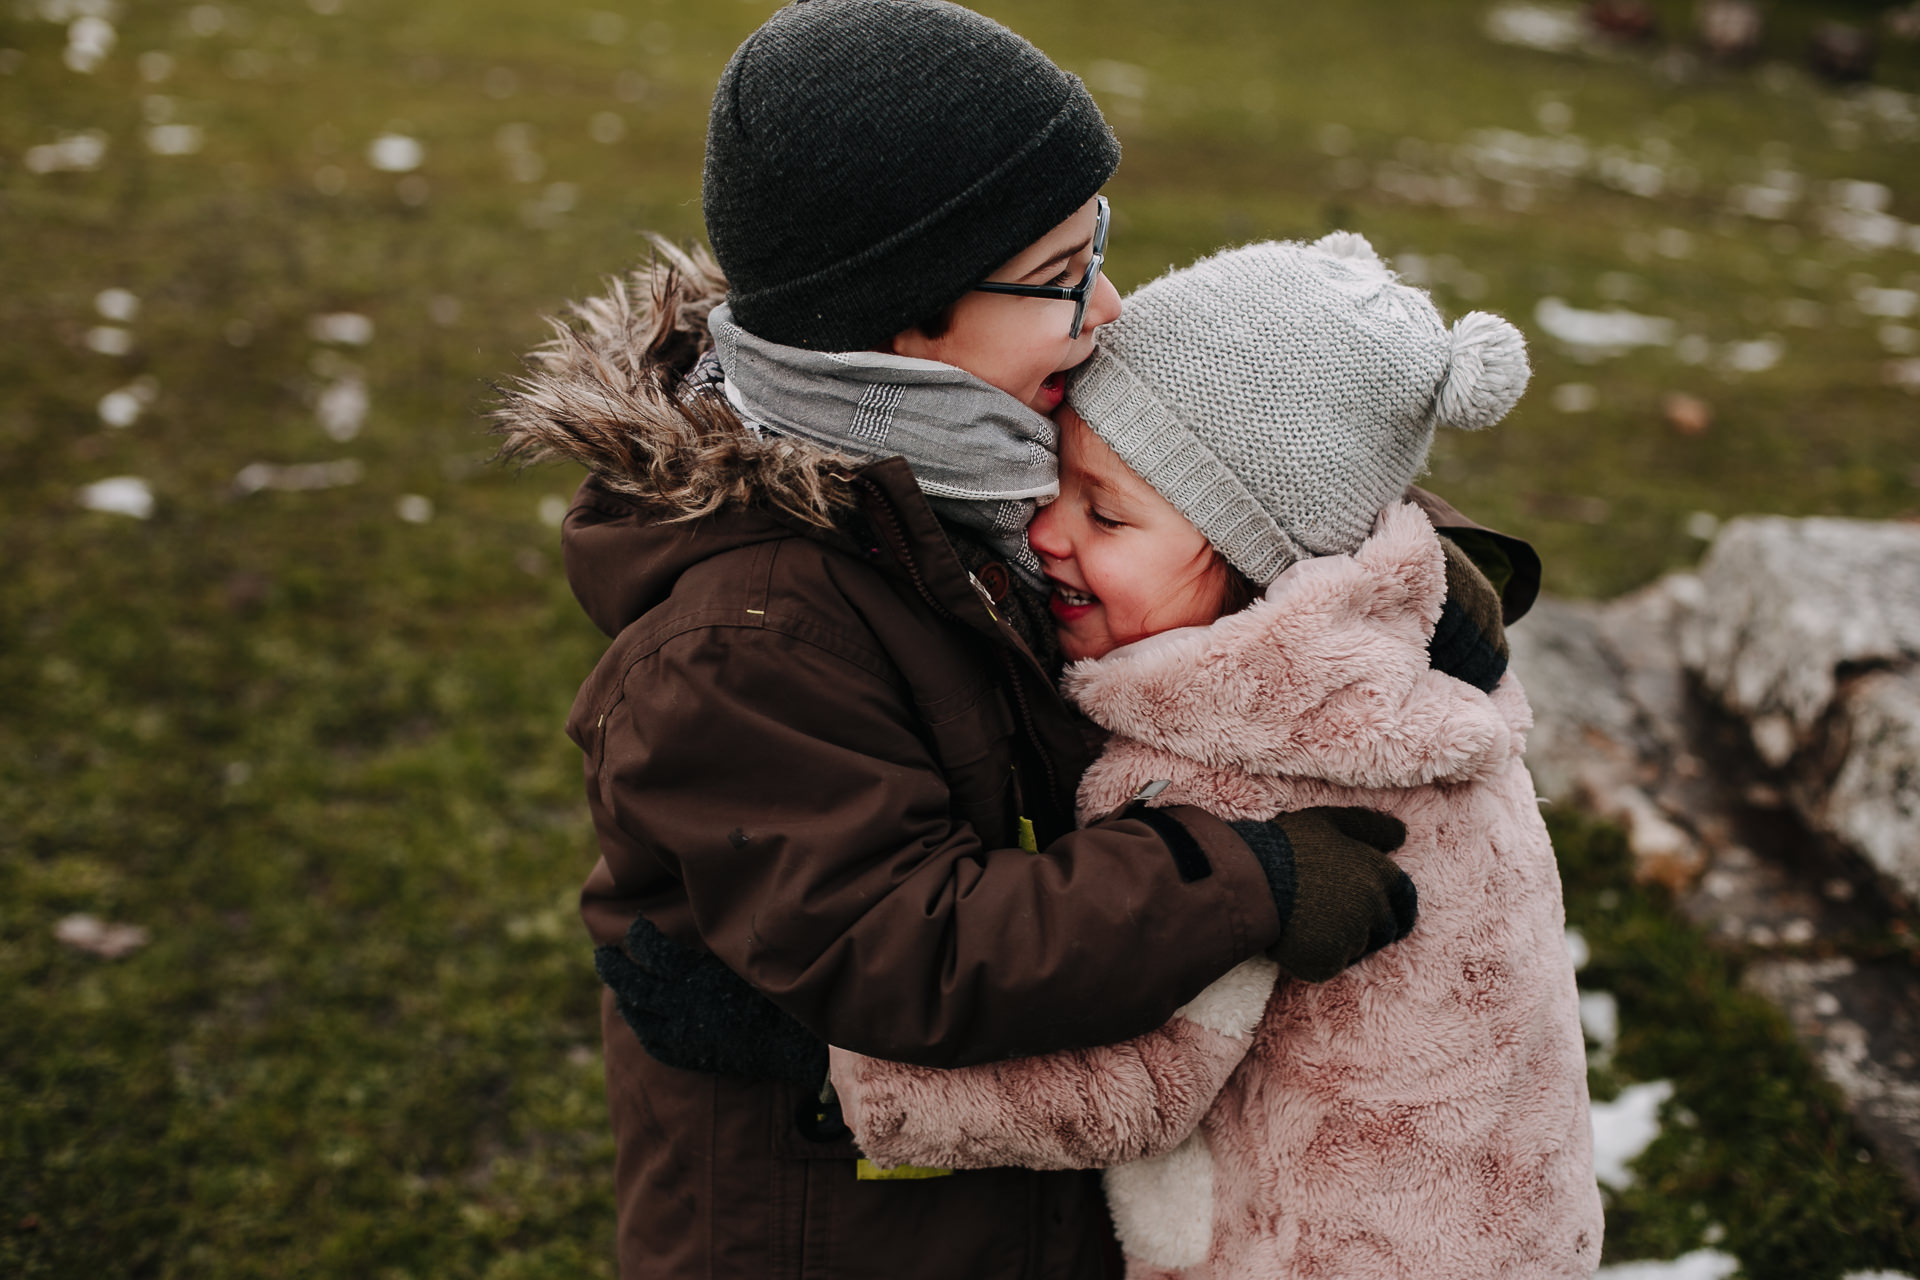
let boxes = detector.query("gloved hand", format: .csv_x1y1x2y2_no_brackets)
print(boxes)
594,913,828,1087
1228,807,1416,982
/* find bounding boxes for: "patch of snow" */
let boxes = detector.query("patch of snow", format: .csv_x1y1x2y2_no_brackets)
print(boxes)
1856,287,1918,319
233,459,363,494
146,123,203,155
538,494,568,527
316,376,368,441
1565,928,1589,970
55,913,150,959
77,475,154,519
1579,990,1620,1051
1591,1079,1674,1187
367,132,423,173
97,379,153,428
395,494,434,524
1720,336,1785,374
1484,3,1586,53
24,130,107,173
1595,1250,1740,1280
94,287,138,322
1535,298,1675,359
64,15,114,73
308,312,374,345
85,325,134,356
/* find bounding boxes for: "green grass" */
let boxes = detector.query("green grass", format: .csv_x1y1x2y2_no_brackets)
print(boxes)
3,0,1918,1273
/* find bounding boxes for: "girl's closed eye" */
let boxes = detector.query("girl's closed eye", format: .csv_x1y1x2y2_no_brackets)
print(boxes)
1088,506,1125,529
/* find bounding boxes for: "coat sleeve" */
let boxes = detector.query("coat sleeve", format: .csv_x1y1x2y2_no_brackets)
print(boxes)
583,618,1284,1069
830,959,1275,1170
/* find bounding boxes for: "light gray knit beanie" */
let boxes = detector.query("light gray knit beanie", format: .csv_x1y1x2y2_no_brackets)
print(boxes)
1067,232,1530,585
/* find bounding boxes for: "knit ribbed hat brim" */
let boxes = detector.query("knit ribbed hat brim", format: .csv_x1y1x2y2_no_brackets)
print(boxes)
1068,344,1311,586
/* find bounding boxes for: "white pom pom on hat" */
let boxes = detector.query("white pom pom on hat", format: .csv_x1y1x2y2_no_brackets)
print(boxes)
1068,233,1532,584
1312,229,1384,265
1435,311,1530,430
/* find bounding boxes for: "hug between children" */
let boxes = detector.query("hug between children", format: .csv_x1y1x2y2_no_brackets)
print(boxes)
496,1,1600,1276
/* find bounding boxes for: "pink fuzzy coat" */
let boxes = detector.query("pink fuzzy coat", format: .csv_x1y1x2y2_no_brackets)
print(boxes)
831,502,1602,1279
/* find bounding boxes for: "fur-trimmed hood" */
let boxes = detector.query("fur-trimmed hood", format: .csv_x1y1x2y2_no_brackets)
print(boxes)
1066,500,1523,818
491,240,858,528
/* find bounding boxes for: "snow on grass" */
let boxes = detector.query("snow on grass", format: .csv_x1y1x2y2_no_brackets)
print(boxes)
146,124,204,156
77,476,154,519
309,313,374,345
367,133,424,173
1595,1250,1740,1280
1592,1079,1674,1188
1534,298,1675,360
24,130,107,173
94,288,139,322
1483,3,1586,53
395,494,434,524
316,376,369,441
232,459,363,495
54,913,151,959
85,325,134,356
64,15,114,73
1579,990,1620,1052
98,378,156,428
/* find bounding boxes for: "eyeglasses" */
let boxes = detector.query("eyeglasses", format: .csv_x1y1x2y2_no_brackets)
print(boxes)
972,195,1110,340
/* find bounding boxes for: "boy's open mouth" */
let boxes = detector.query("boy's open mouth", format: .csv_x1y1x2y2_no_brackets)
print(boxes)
1053,585,1096,607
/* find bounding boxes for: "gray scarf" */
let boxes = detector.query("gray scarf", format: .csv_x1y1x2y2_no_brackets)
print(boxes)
708,305,1058,588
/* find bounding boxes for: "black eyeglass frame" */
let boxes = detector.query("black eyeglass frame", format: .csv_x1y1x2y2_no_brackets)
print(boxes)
971,195,1110,339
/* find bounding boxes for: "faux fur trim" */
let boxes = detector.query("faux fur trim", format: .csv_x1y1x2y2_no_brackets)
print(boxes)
1171,957,1278,1039
1104,1131,1215,1270
1065,502,1519,821
490,238,860,527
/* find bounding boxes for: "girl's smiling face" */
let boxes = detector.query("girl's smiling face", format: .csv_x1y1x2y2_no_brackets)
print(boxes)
1027,409,1234,661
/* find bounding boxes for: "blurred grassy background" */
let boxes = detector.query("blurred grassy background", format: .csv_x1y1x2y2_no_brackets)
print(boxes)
3,0,1917,1274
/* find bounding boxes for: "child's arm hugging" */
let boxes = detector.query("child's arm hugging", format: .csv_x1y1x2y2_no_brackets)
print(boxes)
830,956,1276,1170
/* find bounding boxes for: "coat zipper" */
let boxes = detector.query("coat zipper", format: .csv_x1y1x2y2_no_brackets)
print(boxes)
855,477,1065,812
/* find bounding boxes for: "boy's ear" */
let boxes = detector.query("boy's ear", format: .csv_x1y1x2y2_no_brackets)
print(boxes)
885,327,938,360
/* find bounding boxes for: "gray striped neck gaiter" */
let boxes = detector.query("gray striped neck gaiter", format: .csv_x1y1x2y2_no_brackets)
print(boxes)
707,305,1059,589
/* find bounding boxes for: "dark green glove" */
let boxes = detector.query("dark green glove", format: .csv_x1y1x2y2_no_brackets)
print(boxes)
1229,807,1416,982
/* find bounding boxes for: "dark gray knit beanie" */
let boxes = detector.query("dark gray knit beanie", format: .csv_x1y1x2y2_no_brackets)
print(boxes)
702,0,1119,352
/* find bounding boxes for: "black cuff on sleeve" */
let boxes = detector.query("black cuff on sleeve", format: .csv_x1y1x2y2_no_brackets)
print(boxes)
1130,804,1214,883
1227,818,1298,933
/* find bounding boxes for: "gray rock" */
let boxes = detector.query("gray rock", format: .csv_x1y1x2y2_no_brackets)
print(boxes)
1678,517,1920,759
1822,668,1920,900
1674,516,1920,899
1509,578,1705,885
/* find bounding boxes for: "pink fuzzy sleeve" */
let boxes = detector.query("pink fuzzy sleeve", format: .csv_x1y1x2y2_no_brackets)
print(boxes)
831,958,1273,1171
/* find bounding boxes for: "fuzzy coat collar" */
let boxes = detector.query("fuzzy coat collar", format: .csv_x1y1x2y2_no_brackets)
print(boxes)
1065,500,1522,816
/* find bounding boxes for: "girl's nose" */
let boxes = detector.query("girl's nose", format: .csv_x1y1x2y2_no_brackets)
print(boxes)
1027,501,1069,560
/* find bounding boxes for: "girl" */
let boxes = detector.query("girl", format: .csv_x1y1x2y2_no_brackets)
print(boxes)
830,233,1602,1280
